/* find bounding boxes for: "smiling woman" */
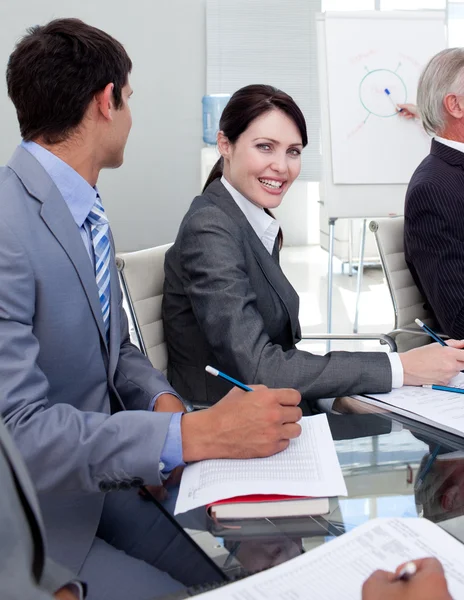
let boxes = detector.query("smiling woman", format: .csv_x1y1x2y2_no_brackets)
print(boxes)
201,84,307,249
161,84,463,413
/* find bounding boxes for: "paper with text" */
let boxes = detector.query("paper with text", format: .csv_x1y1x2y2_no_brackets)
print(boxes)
355,373,464,436
192,517,464,599
174,414,346,515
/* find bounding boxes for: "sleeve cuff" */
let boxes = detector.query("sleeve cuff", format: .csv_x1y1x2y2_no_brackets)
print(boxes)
160,412,185,474
149,391,193,412
388,352,404,388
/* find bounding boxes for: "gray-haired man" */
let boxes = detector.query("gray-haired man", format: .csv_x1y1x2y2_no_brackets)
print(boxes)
405,47,464,340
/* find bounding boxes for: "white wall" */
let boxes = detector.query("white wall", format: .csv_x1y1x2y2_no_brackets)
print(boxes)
273,182,321,246
0,0,206,251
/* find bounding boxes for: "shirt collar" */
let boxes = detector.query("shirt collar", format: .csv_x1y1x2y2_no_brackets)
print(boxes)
221,176,279,255
434,136,464,155
21,140,98,227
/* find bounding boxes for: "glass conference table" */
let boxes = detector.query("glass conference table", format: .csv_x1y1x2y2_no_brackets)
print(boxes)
161,398,464,583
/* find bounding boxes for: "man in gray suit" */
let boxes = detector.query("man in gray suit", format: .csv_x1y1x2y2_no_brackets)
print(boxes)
0,18,302,600
0,416,83,600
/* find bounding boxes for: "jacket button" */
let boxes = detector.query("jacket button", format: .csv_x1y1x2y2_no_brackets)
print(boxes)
99,481,112,492
131,477,144,488
159,462,166,472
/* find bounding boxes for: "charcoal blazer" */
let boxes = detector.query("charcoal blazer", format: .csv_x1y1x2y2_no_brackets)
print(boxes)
163,179,392,411
405,139,464,339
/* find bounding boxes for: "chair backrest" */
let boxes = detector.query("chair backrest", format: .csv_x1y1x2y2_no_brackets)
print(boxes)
369,217,432,351
116,244,173,375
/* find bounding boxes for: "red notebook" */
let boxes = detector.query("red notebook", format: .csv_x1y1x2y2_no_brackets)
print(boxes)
207,494,330,520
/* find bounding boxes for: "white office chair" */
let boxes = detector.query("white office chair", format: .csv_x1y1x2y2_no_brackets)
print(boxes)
369,217,445,352
116,244,172,375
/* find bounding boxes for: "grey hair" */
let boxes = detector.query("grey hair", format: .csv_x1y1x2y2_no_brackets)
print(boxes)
417,47,464,136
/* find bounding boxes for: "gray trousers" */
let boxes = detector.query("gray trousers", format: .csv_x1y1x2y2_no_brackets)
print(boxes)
78,490,214,600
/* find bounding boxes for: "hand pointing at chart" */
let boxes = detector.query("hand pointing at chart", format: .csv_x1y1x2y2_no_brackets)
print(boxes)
383,89,417,119
397,103,418,119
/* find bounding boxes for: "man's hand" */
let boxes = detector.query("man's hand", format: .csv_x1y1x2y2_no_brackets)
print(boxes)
180,385,302,463
400,340,464,386
154,393,185,413
362,558,452,600
397,103,418,119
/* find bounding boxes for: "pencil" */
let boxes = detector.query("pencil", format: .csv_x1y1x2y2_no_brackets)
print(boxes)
415,318,448,347
205,366,253,392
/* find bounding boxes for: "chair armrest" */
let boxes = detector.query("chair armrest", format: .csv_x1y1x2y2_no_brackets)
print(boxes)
387,327,449,341
300,333,397,352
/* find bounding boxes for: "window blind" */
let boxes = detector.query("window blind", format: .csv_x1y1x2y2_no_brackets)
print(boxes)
206,0,322,181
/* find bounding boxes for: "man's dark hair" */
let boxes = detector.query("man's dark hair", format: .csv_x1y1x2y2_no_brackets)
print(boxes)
6,18,132,143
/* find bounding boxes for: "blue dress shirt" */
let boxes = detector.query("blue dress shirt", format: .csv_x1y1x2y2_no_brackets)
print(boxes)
21,141,183,473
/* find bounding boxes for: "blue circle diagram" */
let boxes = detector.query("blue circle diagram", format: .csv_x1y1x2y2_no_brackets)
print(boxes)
359,68,407,118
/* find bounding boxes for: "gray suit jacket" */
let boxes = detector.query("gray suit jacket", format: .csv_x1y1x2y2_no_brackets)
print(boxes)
0,416,77,599
163,179,392,411
0,146,178,573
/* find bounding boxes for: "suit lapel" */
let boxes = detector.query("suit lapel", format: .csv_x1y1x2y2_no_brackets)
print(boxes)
206,180,301,339
8,147,109,353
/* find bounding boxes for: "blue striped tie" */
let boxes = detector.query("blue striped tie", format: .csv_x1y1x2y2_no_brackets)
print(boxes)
87,195,111,341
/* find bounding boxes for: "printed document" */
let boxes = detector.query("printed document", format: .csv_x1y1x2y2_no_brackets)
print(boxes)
354,373,464,436
192,517,464,599
174,414,347,514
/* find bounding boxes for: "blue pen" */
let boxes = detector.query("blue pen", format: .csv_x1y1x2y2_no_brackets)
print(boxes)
423,384,464,394
415,318,448,347
384,88,403,112
415,445,441,491
205,365,253,392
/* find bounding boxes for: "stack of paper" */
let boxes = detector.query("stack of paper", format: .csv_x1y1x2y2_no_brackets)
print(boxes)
174,414,347,515
354,373,464,436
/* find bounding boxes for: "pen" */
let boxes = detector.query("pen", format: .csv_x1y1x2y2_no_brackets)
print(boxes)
205,365,253,392
414,318,448,347
414,445,441,491
384,88,403,112
423,384,464,394
395,561,417,582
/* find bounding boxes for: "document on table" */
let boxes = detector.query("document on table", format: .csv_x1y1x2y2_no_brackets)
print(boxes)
190,517,464,599
174,414,347,515
354,373,464,437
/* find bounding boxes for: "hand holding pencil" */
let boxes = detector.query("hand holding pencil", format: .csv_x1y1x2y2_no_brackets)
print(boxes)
399,336,464,387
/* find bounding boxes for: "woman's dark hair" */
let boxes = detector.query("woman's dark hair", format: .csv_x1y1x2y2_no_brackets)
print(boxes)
203,84,308,249
7,18,132,144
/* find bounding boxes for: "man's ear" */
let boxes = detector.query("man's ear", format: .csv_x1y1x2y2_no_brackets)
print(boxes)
95,83,115,121
217,131,231,159
443,93,464,120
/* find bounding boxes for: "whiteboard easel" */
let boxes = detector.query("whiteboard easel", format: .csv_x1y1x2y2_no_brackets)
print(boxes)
316,11,446,340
